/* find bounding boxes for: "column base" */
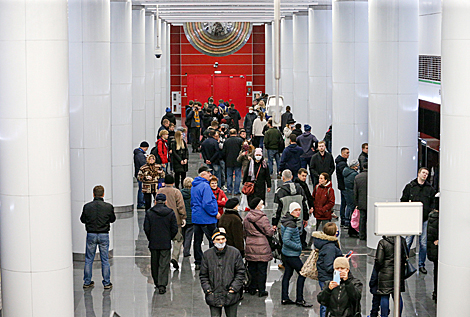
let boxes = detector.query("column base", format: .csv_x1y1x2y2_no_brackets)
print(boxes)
73,249,114,262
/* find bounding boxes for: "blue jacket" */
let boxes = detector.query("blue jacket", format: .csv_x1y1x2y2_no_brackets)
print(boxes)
342,166,358,190
296,132,318,158
279,143,304,173
190,177,218,224
312,231,343,282
280,213,302,257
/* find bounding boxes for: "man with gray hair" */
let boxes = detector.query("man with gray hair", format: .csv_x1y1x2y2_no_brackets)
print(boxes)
343,159,359,237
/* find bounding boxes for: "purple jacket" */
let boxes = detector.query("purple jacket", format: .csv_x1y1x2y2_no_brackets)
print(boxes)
243,209,275,262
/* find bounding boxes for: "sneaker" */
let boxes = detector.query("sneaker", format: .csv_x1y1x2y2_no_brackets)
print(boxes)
83,281,95,288
195,264,201,270
171,259,180,270
103,283,113,289
419,267,427,274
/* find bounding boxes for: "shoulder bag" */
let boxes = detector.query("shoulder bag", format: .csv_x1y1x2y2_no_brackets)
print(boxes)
250,220,282,256
242,164,262,196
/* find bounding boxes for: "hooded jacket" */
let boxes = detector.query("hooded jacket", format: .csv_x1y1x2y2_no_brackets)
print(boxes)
243,111,258,135
191,177,219,224
161,112,176,125
157,185,186,226
400,178,436,221
273,181,308,226
292,128,302,138
243,208,275,262
280,213,302,257
143,202,178,250
342,166,358,191
335,155,348,190
156,138,169,164
279,143,304,174
375,236,407,294
133,148,147,178
228,108,242,130
80,197,116,233
427,210,439,262
296,132,318,158
218,209,244,256
312,181,335,220
312,231,343,282
180,188,192,224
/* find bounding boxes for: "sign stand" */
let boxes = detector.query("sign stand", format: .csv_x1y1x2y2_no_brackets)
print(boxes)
374,202,423,317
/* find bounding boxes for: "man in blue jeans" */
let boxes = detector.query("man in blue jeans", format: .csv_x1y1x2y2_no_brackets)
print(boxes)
264,119,282,177
80,185,116,289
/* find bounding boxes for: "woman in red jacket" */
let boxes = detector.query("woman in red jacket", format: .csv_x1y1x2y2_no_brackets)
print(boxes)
210,176,227,219
156,130,169,171
312,172,335,231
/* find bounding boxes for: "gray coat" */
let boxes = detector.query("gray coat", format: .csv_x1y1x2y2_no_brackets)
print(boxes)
354,170,368,210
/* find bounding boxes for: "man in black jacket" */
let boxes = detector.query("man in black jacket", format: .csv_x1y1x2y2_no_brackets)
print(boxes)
201,130,222,187
354,162,368,240
200,228,245,317
401,167,436,274
281,105,294,132
161,107,177,125
358,143,368,172
134,141,149,209
222,129,243,195
335,147,349,227
80,185,116,289
295,168,314,248
144,193,178,294
243,107,258,137
228,105,242,131
309,140,335,186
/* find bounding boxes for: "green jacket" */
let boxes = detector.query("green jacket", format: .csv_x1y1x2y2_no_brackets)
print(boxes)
264,127,282,150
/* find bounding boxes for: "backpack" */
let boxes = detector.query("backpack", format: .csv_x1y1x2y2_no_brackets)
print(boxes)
150,145,162,164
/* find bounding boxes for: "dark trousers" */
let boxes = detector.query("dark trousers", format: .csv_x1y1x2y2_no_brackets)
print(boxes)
189,127,201,150
144,193,156,211
247,261,269,293
339,190,347,226
174,171,186,189
358,208,367,240
370,294,381,317
433,260,438,294
150,249,171,287
182,224,194,257
209,303,238,317
193,223,216,265
281,255,306,302
311,174,319,187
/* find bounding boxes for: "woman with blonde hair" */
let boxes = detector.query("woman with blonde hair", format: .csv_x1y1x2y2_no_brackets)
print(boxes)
170,130,189,188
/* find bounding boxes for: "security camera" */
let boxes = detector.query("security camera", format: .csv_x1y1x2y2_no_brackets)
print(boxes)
154,48,163,59
214,62,219,68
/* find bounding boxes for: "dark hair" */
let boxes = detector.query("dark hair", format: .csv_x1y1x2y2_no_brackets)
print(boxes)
295,123,301,129
340,147,349,153
289,134,297,142
323,222,337,236
362,143,368,149
208,130,218,138
418,167,429,174
298,168,308,175
286,106,291,111
189,100,194,105
164,174,175,184
320,172,330,181
93,185,105,197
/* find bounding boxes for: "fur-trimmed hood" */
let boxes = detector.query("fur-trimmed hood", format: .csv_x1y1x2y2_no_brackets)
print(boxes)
312,231,340,250
312,231,338,242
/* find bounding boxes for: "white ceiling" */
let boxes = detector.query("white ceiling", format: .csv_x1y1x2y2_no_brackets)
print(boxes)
134,0,331,23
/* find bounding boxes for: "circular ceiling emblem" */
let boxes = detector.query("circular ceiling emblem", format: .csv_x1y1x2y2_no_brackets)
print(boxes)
183,22,253,57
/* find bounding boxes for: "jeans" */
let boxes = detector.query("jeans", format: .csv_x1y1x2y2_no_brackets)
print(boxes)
318,281,327,317
209,303,238,317
226,166,242,194
406,220,428,267
220,160,226,187
137,180,145,207
300,157,311,170
281,256,306,302
267,149,280,175
150,249,171,287
182,224,194,257
84,233,111,286
210,164,222,188
339,190,347,226
343,189,355,226
380,294,403,317
370,294,381,317
247,261,269,293
253,136,264,149
193,223,216,265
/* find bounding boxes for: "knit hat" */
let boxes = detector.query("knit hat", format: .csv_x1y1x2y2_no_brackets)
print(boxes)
212,227,227,241
304,124,311,131
289,202,302,214
349,159,359,168
164,174,175,184
334,257,350,270
155,193,166,202
140,141,149,147
225,197,240,209
166,107,171,112
255,148,263,156
248,197,262,210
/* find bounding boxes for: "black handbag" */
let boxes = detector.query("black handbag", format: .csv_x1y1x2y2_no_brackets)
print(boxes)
402,240,417,279
251,221,281,255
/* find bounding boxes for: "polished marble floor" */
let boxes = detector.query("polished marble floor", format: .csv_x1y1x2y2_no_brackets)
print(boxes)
73,149,437,317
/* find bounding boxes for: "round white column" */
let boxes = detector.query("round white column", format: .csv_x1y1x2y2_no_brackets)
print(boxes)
281,17,294,110
0,1,74,315
308,6,333,138
132,7,146,147
111,0,133,212
69,0,113,256
265,22,273,96
439,1,470,314
367,0,419,249
293,13,309,124
154,17,163,125
145,13,155,142
160,21,168,120
166,23,171,115
332,0,369,160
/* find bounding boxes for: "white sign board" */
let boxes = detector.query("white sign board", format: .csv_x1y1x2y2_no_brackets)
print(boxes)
375,202,423,236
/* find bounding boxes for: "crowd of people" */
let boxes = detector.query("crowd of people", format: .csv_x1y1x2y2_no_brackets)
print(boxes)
77,95,440,317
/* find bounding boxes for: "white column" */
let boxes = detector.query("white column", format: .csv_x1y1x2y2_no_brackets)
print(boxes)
367,0,418,249
160,21,168,122
265,22,273,95
439,1,470,314
166,23,171,115
145,13,155,142
111,0,133,212
332,0,368,160
0,1,74,315
154,17,162,126
309,6,333,138
293,13,309,124
280,17,294,110
69,0,113,255
132,7,146,146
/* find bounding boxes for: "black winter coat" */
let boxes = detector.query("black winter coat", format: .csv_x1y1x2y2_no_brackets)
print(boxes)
354,171,368,210
201,137,221,165
281,111,293,131
244,112,258,136
218,209,245,256
222,136,243,167
312,231,343,282
200,246,245,307
291,128,302,138
133,148,147,178
427,210,439,262
143,202,178,250
310,151,335,180
335,155,348,190
375,236,407,294
358,151,368,172
161,112,177,125
279,144,304,174
228,109,242,130
317,272,362,317
180,188,192,224
243,159,271,203
295,178,314,209
170,140,189,173
400,178,436,221
80,198,116,233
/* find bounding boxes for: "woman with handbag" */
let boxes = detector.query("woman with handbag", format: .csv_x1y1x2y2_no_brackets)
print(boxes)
242,197,275,297
375,236,407,316
242,148,271,206
312,172,336,232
